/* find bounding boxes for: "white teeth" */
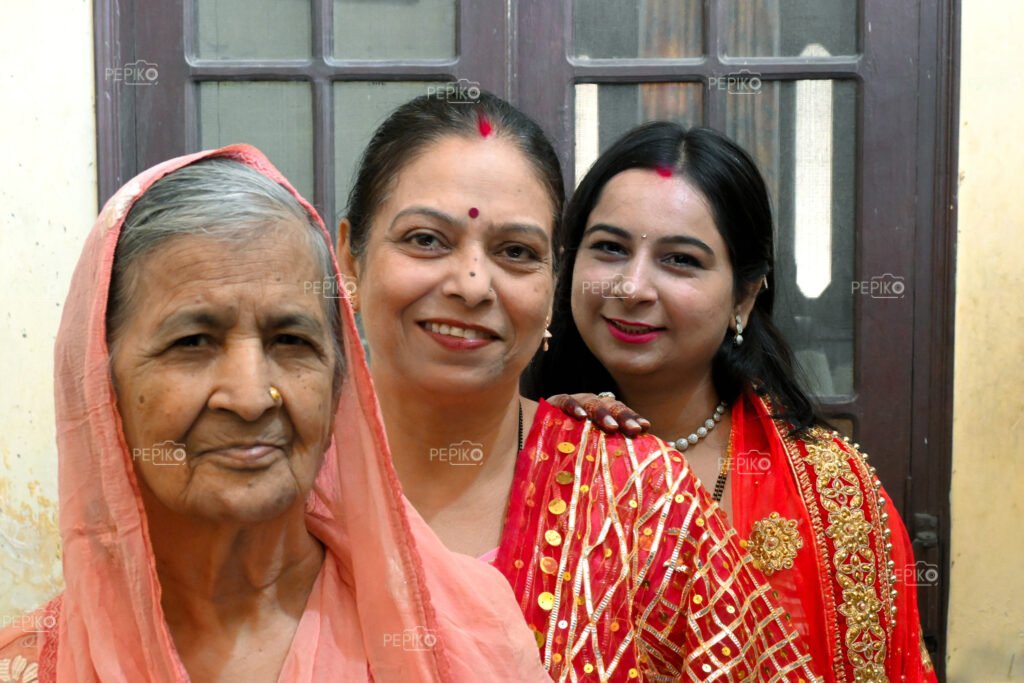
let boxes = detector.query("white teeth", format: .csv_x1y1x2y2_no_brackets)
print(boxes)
427,323,487,340
612,320,657,334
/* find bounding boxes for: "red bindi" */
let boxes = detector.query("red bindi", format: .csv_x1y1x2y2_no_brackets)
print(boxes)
477,114,493,138
655,166,673,178
468,207,480,219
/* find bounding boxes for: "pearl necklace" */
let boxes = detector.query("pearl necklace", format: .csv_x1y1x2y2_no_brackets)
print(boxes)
671,402,727,452
671,402,730,502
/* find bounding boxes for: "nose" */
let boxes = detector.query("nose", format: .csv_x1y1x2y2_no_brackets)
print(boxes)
440,243,497,308
617,260,657,307
207,339,278,421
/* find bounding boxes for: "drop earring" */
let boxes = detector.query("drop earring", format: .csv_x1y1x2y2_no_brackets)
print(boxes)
734,315,744,346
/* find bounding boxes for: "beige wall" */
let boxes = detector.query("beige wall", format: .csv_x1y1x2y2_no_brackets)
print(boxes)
945,1,1024,680
0,5,95,619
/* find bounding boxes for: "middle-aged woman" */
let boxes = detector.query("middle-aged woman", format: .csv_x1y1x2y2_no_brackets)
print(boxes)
529,122,937,682
0,144,551,682
340,92,822,681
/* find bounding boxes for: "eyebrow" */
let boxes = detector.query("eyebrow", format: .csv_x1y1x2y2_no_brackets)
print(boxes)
389,206,458,230
583,223,715,256
154,308,325,337
390,205,549,243
266,311,326,335
155,309,229,336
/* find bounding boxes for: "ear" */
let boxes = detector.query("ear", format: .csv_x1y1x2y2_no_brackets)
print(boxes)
337,218,361,311
733,278,761,329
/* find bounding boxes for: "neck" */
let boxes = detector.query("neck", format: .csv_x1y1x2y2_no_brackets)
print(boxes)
373,368,525,515
614,371,723,445
145,498,324,629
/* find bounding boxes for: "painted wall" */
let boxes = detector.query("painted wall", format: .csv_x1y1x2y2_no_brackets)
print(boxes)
944,1,1024,680
0,3,96,620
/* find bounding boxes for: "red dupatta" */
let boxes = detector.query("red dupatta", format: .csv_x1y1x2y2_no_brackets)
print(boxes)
494,400,822,682
729,389,936,683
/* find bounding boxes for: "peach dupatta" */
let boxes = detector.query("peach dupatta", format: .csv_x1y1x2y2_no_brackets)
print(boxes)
0,145,548,682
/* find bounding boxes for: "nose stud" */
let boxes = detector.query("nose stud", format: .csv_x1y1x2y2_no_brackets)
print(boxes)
269,386,282,404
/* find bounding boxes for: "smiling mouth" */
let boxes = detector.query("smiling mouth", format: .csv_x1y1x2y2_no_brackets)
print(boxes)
604,317,667,334
419,321,499,341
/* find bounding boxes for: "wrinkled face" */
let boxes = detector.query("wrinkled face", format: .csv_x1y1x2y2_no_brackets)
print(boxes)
110,224,339,524
351,135,555,395
571,169,738,386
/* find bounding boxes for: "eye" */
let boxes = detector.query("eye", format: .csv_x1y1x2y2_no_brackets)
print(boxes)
275,334,312,347
499,243,540,261
664,252,704,269
590,240,628,257
171,334,209,349
404,230,449,252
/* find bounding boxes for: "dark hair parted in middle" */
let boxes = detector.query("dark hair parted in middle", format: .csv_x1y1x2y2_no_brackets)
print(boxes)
525,122,826,434
343,90,566,263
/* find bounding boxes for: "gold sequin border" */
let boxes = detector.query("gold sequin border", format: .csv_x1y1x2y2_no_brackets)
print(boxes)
774,417,895,683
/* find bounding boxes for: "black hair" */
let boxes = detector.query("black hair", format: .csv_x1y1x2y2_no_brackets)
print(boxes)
344,90,565,265
524,122,825,434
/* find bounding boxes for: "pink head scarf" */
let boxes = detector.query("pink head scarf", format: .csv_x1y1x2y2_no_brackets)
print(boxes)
2,145,548,682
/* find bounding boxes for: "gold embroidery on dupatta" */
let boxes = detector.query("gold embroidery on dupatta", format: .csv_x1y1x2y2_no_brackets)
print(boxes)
803,434,889,683
747,512,803,575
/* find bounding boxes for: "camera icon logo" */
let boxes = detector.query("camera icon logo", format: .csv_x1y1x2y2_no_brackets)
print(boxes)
426,78,482,104
133,440,187,466
730,449,772,475
581,277,639,299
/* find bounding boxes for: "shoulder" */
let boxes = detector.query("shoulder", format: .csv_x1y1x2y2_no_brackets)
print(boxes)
0,596,61,682
785,425,889,508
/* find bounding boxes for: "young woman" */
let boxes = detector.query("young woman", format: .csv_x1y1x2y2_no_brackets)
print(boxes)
529,122,936,682
340,93,821,680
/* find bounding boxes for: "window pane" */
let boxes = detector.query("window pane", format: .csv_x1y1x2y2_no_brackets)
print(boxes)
334,82,434,219
198,82,314,199
334,0,456,60
574,83,702,184
574,0,702,59
722,0,857,57
195,0,311,59
726,80,857,397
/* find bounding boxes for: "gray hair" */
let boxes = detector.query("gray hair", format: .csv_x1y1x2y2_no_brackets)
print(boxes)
107,158,343,382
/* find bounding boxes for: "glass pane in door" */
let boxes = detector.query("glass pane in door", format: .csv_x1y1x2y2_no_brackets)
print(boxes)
198,81,314,199
334,0,456,60
727,79,857,397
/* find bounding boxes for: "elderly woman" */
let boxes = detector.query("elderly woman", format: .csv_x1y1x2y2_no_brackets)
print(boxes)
0,145,550,681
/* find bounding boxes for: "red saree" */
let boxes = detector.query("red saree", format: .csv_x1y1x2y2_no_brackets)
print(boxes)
494,400,822,682
728,390,936,683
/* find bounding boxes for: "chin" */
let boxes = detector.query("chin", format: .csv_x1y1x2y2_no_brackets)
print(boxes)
196,485,303,525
